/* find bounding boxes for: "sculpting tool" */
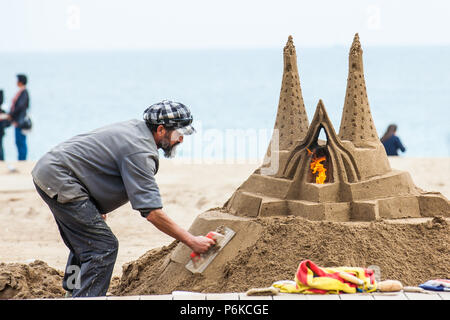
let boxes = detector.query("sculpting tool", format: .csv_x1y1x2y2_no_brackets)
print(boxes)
185,226,235,274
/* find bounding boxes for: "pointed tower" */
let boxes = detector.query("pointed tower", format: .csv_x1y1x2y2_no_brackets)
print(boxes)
263,35,309,176
274,35,309,148
339,33,379,147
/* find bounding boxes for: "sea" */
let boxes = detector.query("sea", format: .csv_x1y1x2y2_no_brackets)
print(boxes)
0,46,449,162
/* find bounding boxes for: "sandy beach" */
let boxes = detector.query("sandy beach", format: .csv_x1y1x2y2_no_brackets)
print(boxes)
0,157,449,278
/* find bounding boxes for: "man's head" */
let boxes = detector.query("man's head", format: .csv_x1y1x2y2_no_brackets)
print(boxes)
17,74,27,87
149,125,184,158
143,100,195,158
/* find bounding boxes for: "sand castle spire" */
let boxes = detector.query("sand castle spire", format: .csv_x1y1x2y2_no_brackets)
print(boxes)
350,33,362,65
268,35,309,152
338,33,379,147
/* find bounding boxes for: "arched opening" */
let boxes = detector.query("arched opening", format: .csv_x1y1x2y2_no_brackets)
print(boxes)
306,126,333,184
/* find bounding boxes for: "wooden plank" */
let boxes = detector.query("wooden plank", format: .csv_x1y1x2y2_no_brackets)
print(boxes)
172,291,206,300
72,296,108,300
107,295,140,300
206,293,240,300
139,294,174,300
438,292,450,300
273,293,308,300
239,293,273,300
372,292,407,300
339,294,374,300
306,294,340,300
404,292,442,300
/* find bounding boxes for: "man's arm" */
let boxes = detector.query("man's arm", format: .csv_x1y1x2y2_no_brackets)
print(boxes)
146,208,215,254
119,154,214,253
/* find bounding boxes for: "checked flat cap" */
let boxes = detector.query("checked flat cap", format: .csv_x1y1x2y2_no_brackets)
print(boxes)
143,99,196,135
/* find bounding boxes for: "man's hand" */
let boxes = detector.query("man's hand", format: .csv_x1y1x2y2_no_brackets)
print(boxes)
146,208,215,254
187,235,216,254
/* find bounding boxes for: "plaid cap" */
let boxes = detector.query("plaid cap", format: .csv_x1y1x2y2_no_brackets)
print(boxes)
143,99,196,135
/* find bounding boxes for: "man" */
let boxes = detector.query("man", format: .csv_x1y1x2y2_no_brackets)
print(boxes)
32,100,215,297
9,74,30,160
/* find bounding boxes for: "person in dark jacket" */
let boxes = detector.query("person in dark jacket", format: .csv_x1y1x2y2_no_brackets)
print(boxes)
380,124,406,156
8,74,30,160
0,90,12,161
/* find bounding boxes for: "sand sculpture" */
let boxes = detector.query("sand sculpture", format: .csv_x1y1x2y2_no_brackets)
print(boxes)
226,33,450,221
114,34,449,293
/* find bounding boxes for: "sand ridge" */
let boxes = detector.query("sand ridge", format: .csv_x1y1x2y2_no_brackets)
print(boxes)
111,215,449,295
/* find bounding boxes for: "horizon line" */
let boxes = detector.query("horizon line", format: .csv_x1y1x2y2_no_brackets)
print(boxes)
2,43,450,54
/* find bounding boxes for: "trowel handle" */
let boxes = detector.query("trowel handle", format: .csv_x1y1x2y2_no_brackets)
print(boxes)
190,232,219,259
190,251,200,259
205,231,218,239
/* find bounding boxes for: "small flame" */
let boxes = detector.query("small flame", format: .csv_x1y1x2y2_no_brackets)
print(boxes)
308,148,327,184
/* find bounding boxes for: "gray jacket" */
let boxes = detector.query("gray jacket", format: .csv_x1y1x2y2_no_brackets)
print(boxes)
32,119,162,216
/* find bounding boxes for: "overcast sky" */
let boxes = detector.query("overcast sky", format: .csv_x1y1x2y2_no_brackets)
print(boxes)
1,0,450,52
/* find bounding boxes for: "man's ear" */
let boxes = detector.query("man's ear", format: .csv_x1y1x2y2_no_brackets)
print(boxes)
156,124,166,137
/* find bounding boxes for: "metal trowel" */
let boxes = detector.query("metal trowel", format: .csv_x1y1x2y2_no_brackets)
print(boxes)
185,226,235,274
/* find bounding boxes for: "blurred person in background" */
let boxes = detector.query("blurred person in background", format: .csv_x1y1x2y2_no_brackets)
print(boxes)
8,74,30,161
381,124,406,156
0,89,12,161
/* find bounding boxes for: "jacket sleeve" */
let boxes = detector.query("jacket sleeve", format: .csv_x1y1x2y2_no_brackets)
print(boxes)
119,152,163,217
395,137,406,153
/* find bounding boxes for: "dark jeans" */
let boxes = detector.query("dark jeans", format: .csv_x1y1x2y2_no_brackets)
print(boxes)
34,183,118,297
15,127,27,160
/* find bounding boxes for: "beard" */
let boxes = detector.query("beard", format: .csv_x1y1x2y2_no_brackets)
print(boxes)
160,137,180,159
